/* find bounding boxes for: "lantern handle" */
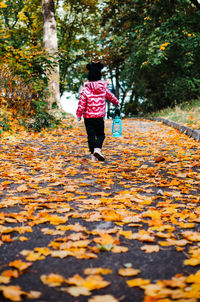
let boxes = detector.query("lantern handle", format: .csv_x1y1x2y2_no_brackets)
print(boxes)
114,106,121,118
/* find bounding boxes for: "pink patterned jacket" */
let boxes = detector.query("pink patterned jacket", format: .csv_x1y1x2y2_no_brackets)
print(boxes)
76,80,119,119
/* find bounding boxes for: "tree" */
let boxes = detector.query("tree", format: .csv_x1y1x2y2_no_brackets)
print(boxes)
99,0,200,114
57,0,100,96
42,0,61,110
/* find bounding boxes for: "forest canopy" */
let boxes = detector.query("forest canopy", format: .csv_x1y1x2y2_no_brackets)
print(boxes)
0,0,200,119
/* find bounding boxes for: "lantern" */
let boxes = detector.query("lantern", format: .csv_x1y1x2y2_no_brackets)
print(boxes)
112,108,122,137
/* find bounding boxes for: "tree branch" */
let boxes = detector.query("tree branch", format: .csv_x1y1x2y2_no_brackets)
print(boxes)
190,0,200,10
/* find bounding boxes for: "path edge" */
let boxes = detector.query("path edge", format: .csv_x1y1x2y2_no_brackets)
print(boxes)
149,117,200,142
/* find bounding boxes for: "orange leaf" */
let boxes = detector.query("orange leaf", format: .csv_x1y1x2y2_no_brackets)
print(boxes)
88,295,119,302
155,156,165,163
0,276,11,284
62,286,91,297
84,268,112,275
118,268,140,277
126,278,150,287
2,270,19,278
1,235,13,242
0,285,25,301
141,245,160,253
16,185,28,192
94,234,115,245
40,273,65,287
9,260,32,271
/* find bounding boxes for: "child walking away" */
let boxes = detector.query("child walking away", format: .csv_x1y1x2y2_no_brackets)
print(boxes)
76,61,119,161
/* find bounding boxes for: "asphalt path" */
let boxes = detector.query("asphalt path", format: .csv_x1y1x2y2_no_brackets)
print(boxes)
0,119,199,302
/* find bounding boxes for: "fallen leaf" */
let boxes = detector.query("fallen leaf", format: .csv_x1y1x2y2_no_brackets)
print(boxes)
40,273,65,287
88,295,119,302
1,235,13,242
2,270,19,278
0,276,11,284
0,285,25,301
18,236,28,242
111,246,128,253
118,268,140,277
66,274,110,290
16,185,28,192
155,156,165,163
126,278,151,287
94,234,115,245
141,245,160,253
9,260,32,271
84,268,112,275
186,270,200,284
25,291,41,299
61,286,91,297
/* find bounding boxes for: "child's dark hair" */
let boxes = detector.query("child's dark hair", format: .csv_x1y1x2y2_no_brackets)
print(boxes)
86,61,104,81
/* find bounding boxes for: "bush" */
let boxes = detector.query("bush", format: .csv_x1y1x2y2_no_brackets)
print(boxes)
27,100,61,132
0,108,11,134
0,64,41,114
0,46,62,132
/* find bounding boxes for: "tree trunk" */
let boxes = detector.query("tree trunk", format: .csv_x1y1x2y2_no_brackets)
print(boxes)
115,67,120,100
41,0,61,110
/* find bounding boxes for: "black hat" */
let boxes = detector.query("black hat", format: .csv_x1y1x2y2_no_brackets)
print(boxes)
86,61,104,81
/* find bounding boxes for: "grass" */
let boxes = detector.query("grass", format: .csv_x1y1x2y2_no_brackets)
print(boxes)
151,98,200,130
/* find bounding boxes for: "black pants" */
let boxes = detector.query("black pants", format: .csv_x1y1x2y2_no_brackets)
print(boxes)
84,118,105,154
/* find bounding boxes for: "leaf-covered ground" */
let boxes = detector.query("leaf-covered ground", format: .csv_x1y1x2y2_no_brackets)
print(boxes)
0,118,200,302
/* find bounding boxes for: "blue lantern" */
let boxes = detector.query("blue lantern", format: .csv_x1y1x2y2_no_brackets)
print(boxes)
112,108,122,137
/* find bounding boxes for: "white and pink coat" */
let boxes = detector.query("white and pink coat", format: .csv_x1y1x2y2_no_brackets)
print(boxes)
76,80,119,119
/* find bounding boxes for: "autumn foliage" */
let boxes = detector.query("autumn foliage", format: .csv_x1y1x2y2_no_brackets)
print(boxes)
0,118,199,301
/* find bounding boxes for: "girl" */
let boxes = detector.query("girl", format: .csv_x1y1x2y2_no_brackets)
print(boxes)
76,62,119,161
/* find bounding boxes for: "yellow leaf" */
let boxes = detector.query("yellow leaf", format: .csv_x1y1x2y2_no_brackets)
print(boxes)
0,285,25,301
159,239,189,247
40,273,65,287
2,270,19,278
169,179,181,186
119,230,133,239
0,275,11,284
82,275,110,290
182,231,200,242
118,268,140,277
126,278,150,287
184,258,200,266
15,226,33,234
94,234,115,245
38,188,52,195
66,274,110,290
155,156,165,163
84,268,112,275
131,230,155,242
62,286,91,297
50,250,72,258
18,236,28,242
25,291,41,299
34,247,51,256
66,274,84,286
49,215,68,225
25,252,45,261
162,274,186,288
100,209,122,221
141,245,160,253
0,2,7,8
1,235,13,242
16,184,28,192
111,246,128,253
88,295,119,302
187,271,200,284
9,260,32,271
